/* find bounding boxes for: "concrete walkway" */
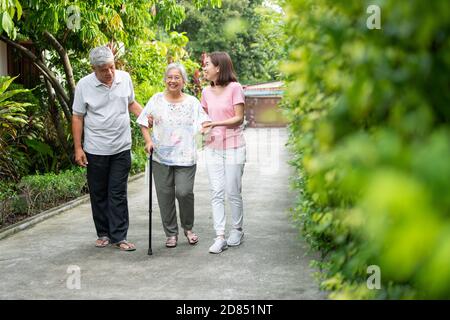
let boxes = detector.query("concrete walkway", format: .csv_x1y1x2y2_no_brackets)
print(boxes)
0,128,325,300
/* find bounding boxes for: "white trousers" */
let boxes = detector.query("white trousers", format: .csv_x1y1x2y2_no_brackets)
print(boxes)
205,146,246,236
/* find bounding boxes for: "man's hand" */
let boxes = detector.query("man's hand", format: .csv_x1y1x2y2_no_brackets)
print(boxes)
74,148,88,167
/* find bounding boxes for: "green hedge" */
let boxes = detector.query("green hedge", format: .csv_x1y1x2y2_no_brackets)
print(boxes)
0,167,87,227
17,167,88,214
131,147,148,175
282,0,450,299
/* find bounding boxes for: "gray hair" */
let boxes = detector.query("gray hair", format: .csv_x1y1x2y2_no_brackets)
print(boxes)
89,46,114,66
164,63,188,82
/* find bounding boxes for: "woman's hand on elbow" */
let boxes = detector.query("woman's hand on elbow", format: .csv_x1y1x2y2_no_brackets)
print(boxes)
200,121,212,134
202,121,213,128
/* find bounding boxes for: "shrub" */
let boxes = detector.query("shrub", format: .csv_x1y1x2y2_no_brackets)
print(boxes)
0,76,34,181
282,0,450,299
0,181,17,226
131,147,148,176
17,167,88,214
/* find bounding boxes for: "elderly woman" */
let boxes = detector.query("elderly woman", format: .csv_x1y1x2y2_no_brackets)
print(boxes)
137,63,210,248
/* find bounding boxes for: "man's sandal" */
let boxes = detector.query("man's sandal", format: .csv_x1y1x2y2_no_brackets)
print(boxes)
184,230,199,245
166,236,177,248
95,236,110,248
112,240,136,251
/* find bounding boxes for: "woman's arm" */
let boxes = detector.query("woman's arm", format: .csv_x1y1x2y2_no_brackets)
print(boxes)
140,125,153,154
202,103,244,128
195,100,212,133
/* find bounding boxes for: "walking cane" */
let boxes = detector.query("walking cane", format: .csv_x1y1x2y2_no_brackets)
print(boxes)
148,152,153,256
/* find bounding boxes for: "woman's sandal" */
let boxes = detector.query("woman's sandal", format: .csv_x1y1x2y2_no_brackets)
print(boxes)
112,240,136,251
95,236,110,248
166,236,177,248
184,230,199,245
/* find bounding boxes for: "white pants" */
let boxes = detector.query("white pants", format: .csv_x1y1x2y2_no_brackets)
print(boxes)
205,146,246,236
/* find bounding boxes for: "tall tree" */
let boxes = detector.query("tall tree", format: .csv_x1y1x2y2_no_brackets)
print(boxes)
177,0,286,84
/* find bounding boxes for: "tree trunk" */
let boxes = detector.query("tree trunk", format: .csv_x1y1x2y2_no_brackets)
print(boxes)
43,31,76,107
43,74,74,165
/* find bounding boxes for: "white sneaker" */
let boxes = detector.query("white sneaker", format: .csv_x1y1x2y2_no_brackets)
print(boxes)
227,229,244,246
209,237,228,254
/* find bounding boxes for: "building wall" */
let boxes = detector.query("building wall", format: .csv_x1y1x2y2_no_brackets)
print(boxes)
7,42,40,88
244,96,288,128
0,42,8,76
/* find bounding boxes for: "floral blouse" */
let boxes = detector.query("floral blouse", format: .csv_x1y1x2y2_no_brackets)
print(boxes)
137,92,210,166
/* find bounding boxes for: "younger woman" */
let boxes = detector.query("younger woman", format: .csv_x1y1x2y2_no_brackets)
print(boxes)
201,52,246,254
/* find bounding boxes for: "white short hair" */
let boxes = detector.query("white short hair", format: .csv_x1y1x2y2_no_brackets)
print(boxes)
164,63,188,82
89,46,114,66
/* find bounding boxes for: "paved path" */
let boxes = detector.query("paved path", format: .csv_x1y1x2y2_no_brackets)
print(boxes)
0,128,325,299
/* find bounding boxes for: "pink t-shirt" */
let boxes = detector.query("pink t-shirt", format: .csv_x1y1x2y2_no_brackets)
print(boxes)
201,82,245,149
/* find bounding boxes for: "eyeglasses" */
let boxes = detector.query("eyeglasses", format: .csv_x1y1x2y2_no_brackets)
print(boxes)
166,76,182,82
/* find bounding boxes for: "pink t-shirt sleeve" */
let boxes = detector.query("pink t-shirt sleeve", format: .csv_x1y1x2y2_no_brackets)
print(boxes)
231,83,245,106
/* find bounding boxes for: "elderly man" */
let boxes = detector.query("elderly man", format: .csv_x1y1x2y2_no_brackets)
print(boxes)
72,46,143,251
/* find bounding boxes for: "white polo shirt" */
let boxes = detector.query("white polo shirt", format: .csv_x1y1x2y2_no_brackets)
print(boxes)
72,70,135,155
